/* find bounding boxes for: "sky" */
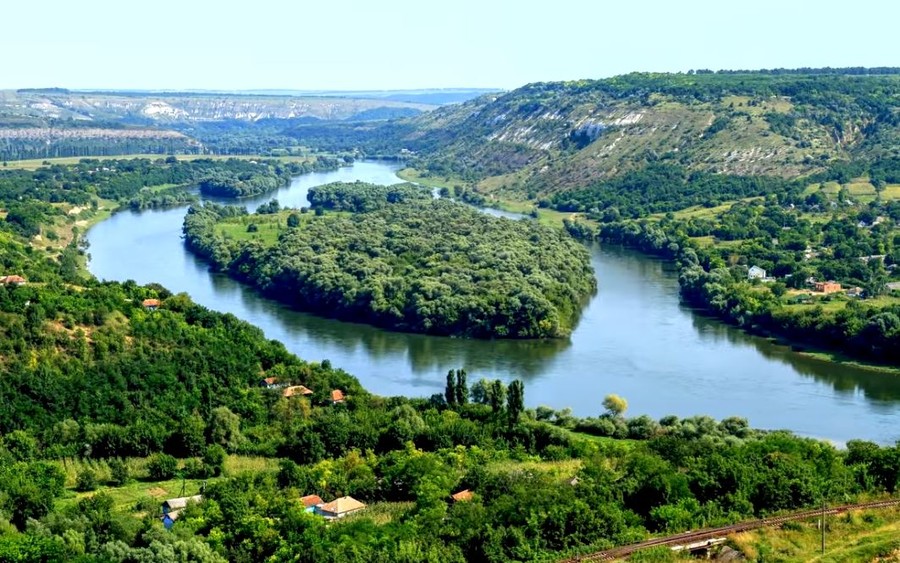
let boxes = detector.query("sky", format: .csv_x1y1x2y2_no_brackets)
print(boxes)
2,0,898,91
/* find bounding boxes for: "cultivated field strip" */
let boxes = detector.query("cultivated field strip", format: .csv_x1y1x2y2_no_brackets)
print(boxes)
559,498,900,562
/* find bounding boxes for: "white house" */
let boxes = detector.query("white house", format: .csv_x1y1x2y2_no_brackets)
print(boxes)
748,266,767,280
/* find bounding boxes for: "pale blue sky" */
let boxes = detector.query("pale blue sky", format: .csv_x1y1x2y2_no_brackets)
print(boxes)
3,0,897,91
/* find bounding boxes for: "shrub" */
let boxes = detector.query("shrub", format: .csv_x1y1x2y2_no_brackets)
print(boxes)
146,453,178,481
76,469,98,492
108,458,129,486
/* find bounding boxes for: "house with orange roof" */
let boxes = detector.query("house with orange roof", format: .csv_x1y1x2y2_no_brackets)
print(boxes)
450,489,473,503
0,275,26,286
283,385,314,398
300,494,324,513
315,496,366,519
142,298,161,311
331,389,345,404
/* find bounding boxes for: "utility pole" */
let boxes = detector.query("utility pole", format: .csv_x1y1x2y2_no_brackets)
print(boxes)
821,500,826,555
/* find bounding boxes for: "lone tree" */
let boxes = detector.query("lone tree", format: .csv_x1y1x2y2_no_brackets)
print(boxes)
445,370,457,407
507,380,525,424
603,394,628,418
455,369,468,406
287,212,301,228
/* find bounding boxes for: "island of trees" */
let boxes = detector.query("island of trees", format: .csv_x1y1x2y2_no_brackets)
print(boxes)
183,182,596,338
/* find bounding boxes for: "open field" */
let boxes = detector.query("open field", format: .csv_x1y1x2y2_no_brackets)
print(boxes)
731,505,900,562
56,455,279,513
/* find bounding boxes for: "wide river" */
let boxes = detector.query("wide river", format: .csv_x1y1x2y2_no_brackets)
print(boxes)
87,161,900,444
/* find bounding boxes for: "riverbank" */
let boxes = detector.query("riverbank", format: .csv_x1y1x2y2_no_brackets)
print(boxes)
396,168,587,229
85,160,900,444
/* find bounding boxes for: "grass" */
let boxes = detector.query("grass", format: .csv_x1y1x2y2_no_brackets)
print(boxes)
730,506,900,562
214,210,347,247
341,501,413,525
486,458,583,479
56,455,279,514
396,168,470,190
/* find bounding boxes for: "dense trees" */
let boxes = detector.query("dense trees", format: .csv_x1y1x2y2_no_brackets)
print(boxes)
584,159,900,364
184,196,596,338
307,181,431,212
197,156,341,198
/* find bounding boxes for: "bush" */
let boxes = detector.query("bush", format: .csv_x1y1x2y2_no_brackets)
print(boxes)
108,458,129,485
182,458,208,479
76,469,98,492
146,453,178,481
202,445,226,477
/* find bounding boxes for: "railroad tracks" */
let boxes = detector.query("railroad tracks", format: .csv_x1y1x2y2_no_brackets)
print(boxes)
559,498,900,562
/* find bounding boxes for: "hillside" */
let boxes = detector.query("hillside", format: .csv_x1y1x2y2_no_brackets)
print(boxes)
0,90,436,125
0,90,438,160
352,70,900,195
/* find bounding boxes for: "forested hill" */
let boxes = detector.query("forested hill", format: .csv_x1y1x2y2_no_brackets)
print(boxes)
286,69,900,193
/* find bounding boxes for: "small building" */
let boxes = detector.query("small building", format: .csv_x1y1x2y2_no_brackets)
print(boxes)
260,377,287,390
888,281,900,292
162,495,202,515
814,281,842,294
450,489,473,503
142,298,161,311
161,509,183,530
0,275,26,286
846,286,864,298
331,389,345,404
300,494,324,513
747,266,767,280
283,385,314,398
315,496,366,519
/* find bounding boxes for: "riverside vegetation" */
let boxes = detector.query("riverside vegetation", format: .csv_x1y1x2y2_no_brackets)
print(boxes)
182,182,596,339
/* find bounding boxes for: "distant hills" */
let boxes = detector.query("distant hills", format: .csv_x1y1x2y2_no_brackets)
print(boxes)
381,69,900,195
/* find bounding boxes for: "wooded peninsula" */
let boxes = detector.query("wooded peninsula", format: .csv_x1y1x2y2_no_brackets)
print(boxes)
183,183,596,339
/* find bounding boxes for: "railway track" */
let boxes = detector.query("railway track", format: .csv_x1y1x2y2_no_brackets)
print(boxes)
559,498,900,562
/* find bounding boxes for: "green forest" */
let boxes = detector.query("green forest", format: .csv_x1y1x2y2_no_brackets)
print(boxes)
197,156,344,198
183,184,596,339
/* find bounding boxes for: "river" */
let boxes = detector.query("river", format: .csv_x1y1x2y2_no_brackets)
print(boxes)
86,161,900,444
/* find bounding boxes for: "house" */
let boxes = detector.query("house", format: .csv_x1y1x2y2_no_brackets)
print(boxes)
887,281,900,292
315,496,366,519
142,298,161,311
162,495,202,514
260,377,287,390
747,266,767,280
0,275,26,286
300,494,324,513
331,389,345,404
814,281,842,294
283,385,314,398
846,286,865,298
450,489,473,503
